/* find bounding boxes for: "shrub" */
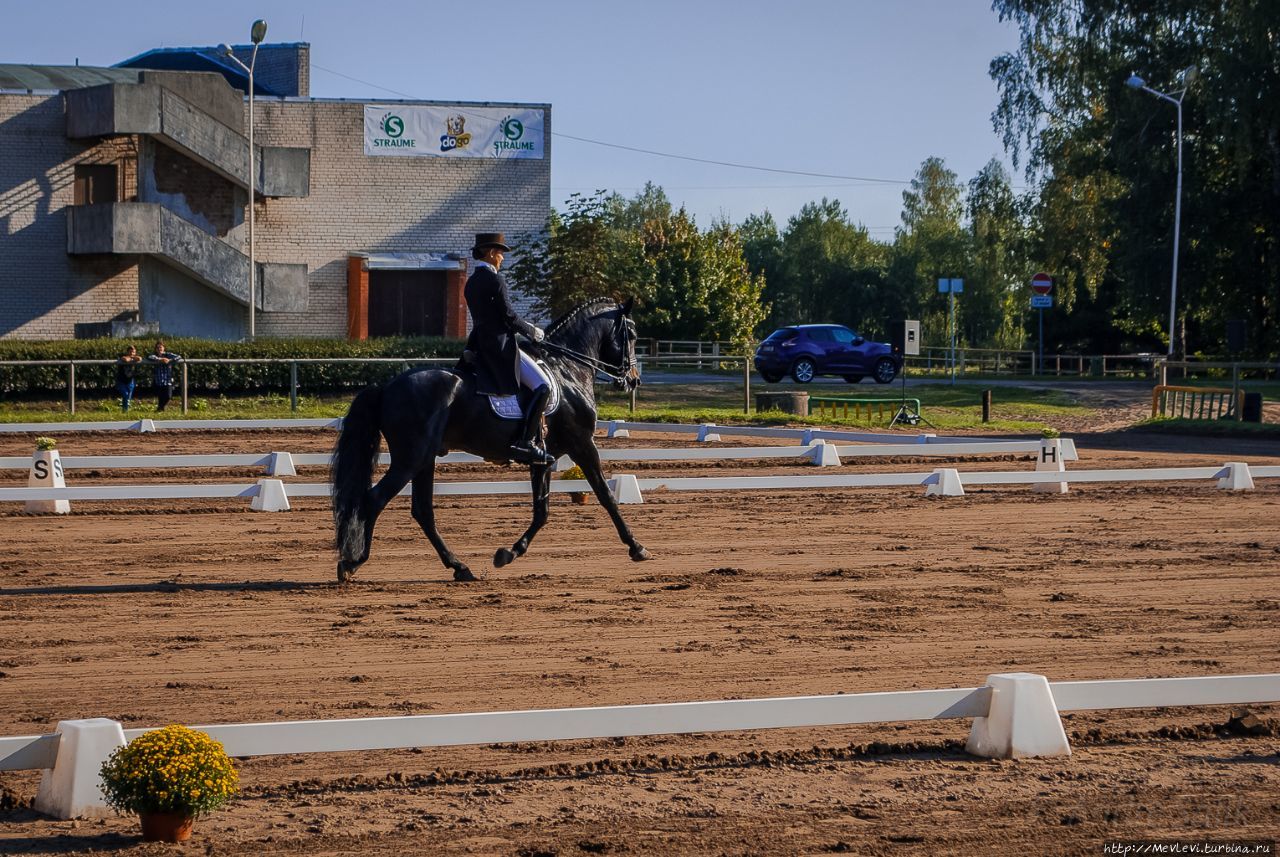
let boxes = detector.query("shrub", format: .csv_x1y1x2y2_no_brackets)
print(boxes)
99,725,239,817
0,336,465,396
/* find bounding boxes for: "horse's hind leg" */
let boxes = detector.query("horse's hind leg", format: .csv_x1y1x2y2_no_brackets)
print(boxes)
339,464,414,582
411,466,475,582
494,461,552,568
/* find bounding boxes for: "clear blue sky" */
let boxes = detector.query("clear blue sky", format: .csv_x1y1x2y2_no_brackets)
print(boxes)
5,0,1021,238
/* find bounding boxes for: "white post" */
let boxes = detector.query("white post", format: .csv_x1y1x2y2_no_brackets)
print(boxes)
34,719,126,819
26,449,70,514
925,468,965,497
609,474,644,504
1031,438,1068,494
250,478,291,512
966,673,1070,759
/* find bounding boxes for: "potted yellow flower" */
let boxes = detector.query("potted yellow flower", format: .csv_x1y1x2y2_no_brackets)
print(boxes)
560,464,589,504
99,724,239,842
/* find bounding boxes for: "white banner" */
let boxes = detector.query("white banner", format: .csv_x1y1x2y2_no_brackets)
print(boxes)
364,105,544,159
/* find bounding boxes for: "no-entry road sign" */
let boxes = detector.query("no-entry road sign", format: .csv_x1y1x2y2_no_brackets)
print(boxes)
1031,272,1053,295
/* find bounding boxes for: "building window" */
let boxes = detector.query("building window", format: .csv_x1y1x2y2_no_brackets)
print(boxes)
73,164,119,205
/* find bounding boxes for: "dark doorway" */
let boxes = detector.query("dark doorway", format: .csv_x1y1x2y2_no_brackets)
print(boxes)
73,163,119,205
368,270,447,337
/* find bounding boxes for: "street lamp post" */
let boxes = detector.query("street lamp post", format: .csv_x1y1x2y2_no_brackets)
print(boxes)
221,19,268,339
1126,67,1196,358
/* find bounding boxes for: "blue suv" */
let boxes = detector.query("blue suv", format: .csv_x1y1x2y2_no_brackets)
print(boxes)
754,324,900,384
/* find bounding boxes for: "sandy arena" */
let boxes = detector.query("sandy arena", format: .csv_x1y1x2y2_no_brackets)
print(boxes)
1,425,1278,855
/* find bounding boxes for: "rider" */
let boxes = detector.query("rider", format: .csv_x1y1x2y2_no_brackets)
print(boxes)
464,233,555,465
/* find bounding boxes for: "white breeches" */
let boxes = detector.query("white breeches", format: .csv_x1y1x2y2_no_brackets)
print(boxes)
519,351,551,390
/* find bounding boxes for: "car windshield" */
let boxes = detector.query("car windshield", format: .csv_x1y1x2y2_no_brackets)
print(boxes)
763,328,797,342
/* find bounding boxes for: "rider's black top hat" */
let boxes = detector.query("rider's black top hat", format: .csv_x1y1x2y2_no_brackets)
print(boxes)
472,232,510,252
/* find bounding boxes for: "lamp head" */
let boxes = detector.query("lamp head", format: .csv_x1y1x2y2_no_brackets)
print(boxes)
1125,73,1146,89
251,19,268,44
1178,65,1198,87
219,43,234,57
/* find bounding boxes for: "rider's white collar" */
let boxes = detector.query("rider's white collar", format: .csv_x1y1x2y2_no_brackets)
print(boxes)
474,260,496,271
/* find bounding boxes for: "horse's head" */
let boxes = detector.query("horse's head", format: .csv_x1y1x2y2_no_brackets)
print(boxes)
545,297,642,392
602,298,641,393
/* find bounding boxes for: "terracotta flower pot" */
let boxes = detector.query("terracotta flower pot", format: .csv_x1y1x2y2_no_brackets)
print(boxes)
139,810,194,843
570,492,588,505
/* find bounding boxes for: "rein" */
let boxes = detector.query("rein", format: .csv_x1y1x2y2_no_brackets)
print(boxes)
538,339,633,384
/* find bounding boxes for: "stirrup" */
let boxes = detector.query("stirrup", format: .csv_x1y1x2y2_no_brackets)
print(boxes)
509,443,555,466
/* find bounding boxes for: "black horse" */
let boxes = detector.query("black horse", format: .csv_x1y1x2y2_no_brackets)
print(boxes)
332,298,651,582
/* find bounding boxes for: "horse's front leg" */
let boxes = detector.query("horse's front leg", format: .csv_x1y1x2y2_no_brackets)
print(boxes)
571,444,651,562
411,469,475,582
494,461,552,568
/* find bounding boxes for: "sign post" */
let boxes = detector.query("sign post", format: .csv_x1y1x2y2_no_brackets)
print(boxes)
1030,273,1053,375
938,278,963,384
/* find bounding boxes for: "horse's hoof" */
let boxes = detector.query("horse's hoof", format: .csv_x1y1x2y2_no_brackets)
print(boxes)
337,562,356,583
453,565,477,582
493,548,515,568
630,545,652,562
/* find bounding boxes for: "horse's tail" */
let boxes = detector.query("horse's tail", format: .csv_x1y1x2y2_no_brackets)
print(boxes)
332,384,383,564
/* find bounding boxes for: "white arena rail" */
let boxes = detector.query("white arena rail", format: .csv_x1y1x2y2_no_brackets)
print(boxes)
0,439,1078,474
5,672,1277,819
0,418,342,434
2,417,962,447
2,463,1277,509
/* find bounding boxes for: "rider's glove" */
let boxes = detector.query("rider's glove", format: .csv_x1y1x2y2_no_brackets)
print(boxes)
532,327,546,342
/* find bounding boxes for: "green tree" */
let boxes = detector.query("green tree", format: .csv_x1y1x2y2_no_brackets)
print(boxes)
888,158,970,348
773,199,888,336
739,211,785,330
640,209,767,350
966,159,1031,350
990,0,1280,357
507,192,651,319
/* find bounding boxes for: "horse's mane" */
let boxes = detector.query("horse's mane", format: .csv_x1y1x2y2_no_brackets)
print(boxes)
545,297,619,338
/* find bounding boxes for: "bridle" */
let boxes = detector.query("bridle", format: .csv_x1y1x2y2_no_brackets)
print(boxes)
538,311,639,388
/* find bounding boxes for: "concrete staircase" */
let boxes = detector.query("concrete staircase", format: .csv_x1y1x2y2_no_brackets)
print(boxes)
67,203,306,311
64,76,308,197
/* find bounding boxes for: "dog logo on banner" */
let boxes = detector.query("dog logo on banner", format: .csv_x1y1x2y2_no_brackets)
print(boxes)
440,115,472,152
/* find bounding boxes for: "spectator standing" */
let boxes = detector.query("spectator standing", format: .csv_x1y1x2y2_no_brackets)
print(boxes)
146,340,183,412
115,345,142,412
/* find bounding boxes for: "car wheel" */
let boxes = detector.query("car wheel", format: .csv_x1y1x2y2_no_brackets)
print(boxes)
759,371,783,383
790,358,816,384
842,374,864,384
873,358,897,384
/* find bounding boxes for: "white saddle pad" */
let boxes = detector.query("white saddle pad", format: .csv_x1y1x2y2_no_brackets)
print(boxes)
487,363,561,420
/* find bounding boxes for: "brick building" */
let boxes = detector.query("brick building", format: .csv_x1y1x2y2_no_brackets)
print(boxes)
0,44,550,340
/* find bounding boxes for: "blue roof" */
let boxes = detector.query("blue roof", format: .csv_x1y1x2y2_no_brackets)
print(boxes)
114,47,280,96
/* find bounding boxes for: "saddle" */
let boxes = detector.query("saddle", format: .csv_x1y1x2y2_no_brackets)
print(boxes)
458,350,561,421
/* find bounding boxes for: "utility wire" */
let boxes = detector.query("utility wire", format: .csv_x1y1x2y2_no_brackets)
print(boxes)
311,62,914,186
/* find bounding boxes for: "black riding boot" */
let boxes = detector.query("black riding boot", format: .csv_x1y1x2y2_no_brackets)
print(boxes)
510,385,554,465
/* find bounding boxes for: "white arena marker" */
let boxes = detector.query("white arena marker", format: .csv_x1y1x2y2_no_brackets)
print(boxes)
553,455,573,473
806,440,842,467
607,420,630,439
26,449,69,514
266,451,297,476
250,479,291,512
1032,438,1068,494
610,474,644,504
696,423,721,443
133,419,156,433
34,718,126,819
925,468,965,497
1216,462,1254,491
966,673,1071,759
